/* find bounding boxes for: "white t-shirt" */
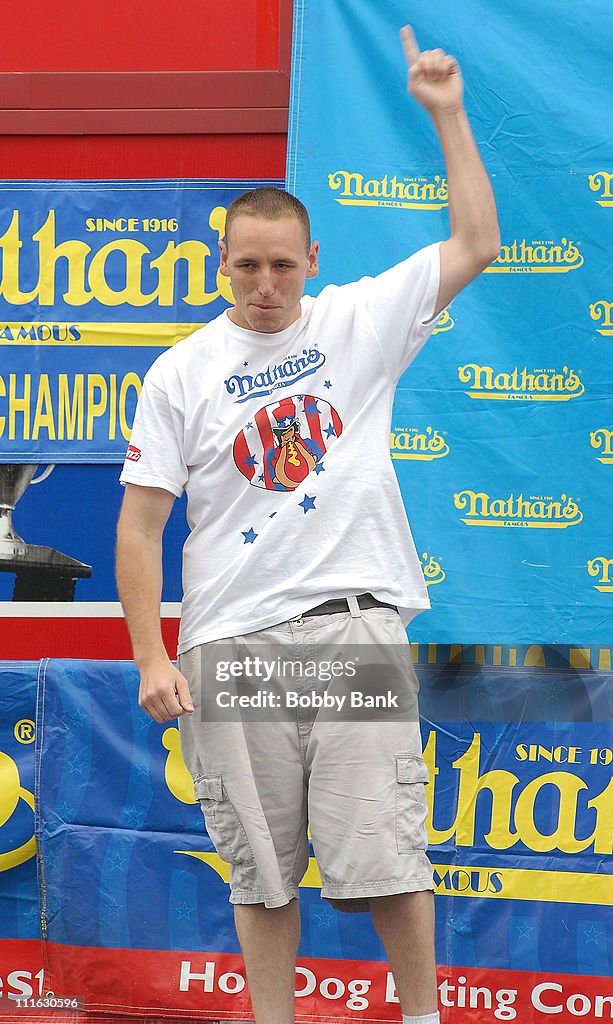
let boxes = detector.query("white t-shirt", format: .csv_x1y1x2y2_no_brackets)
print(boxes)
120,242,442,653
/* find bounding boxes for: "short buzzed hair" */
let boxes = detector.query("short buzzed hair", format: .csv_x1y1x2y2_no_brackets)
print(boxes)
225,187,311,250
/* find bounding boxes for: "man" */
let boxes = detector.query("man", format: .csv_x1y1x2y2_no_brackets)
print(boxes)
116,25,499,1024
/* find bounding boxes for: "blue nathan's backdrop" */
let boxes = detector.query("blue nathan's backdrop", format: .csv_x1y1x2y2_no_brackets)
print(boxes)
0,179,281,463
285,0,613,645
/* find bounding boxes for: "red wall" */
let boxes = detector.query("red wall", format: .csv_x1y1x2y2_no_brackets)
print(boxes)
1,0,289,658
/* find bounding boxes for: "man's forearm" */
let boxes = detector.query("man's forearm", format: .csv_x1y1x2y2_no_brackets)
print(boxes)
116,526,169,668
433,106,500,261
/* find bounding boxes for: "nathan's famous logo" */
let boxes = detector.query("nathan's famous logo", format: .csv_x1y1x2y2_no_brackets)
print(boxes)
0,749,36,871
590,299,613,335
0,206,233,308
485,237,583,273
454,490,583,529
234,395,342,492
458,364,584,401
423,731,612,856
327,171,448,210
390,426,449,460
421,552,445,586
588,171,613,206
225,348,326,404
587,557,613,593
590,428,613,464
432,309,454,334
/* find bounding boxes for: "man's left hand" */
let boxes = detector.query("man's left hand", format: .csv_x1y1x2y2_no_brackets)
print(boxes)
401,25,463,116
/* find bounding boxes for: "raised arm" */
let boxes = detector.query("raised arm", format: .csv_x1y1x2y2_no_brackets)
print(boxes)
116,482,193,723
401,25,500,316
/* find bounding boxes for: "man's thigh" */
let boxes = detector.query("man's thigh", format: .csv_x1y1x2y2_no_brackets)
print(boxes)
178,636,310,907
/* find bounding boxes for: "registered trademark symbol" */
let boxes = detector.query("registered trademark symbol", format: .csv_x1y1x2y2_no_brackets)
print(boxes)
14,719,36,744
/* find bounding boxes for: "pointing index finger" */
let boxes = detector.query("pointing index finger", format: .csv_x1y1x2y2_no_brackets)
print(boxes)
400,24,420,66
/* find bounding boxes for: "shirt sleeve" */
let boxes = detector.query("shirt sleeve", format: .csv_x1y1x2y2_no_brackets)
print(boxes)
119,370,188,498
361,241,443,381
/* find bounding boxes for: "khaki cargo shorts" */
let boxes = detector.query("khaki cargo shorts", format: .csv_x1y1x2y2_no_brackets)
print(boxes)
178,601,433,913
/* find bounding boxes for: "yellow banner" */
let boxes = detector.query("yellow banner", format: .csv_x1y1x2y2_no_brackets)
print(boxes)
175,852,612,907
0,323,202,347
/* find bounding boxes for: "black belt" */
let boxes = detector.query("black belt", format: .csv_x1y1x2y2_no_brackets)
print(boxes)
301,593,397,617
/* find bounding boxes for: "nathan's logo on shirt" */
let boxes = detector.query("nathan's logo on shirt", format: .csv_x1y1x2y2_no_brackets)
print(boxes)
125,444,141,462
588,171,613,206
590,300,613,335
485,238,583,273
327,171,448,210
233,394,342,492
590,428,613,463
390,426,449,460
421,552,445,586
225,348,326,404
587,556,613,592
458,364,584,401
454,490,583,529
433,309,454,334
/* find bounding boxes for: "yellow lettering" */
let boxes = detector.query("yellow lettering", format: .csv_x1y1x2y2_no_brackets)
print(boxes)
88,240,155,306
34,210,93,305
0,211,39,303
58,374,84,440
86,374,108,438
119,372,142,439
9,373,30,440
32,374,56,440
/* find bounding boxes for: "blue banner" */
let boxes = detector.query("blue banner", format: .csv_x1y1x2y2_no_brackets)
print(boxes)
31,652,612,1019
0,179,281,463
285,0,613,644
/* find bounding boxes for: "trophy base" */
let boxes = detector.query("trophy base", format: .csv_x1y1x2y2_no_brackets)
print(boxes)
0,540,92,602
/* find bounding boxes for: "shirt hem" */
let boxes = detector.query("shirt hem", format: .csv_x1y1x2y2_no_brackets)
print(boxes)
177,598,430,654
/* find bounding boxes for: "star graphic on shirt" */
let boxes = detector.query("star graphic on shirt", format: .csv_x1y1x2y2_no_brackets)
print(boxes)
324,380,332,389
269,512,277,518
243,454,258,468
243,360,249,367
242,528,258,544
299,495,316,514
314,462,325,475
324,423,336,438
258,473,265,482
303,397,320,416
246,421,253,429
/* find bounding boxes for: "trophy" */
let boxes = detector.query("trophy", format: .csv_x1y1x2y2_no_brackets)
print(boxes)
0,464,92,600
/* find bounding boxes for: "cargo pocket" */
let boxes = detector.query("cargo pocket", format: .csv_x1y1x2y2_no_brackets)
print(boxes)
395,754,429,854
194,773,255,866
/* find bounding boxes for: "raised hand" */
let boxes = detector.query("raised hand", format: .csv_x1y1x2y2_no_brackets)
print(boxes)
400,25,463,116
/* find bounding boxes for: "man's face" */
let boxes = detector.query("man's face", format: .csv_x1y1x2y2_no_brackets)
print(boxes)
219,214,319,333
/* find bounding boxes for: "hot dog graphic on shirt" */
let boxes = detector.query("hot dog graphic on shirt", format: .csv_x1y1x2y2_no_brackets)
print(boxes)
267,397,319,489
233,394,343,492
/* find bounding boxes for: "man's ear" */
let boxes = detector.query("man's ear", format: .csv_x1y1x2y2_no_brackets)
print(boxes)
306,240,320,279
218,239,230,277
